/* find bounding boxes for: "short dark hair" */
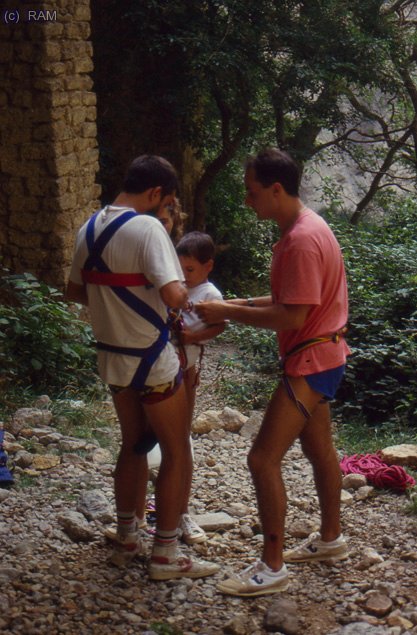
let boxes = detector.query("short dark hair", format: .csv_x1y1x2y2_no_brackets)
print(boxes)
123,155,178,197
176,231,215,264
246,148,300,196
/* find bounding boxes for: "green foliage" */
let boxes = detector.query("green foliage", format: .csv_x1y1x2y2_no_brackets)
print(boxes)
207,160,278,295
336,416,416,456
15,473,39,489
405,487,417,516
51,397,117,454
0,271,100,396
328,202,417,427
216,326,278,412
92,0,407,223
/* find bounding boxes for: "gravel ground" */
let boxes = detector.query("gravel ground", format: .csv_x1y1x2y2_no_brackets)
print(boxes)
1,342,416,635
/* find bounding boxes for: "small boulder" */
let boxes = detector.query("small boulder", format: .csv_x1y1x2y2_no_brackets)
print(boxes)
356,486,375,501
342,473,367,490
264,598,300,634
364,592,393,617
31,454,60,470
7,408,53,436
58,511,95,542
13,450,34,468
379,444,417,468
356,548,384,571
77,489,113,523
193,511,235,532
224,615,248,635
239,411,263,440
221,407,248,432
341,490,354,505
192,410,222,434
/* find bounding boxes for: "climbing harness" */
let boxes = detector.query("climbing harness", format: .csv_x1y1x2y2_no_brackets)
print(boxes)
280,327,347,418
167,301,205,384
167,307,188,370
81,210,170,390
282,375,312,419
280,327,348,370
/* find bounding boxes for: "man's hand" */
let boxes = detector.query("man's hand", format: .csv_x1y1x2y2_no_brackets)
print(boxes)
195,300,228,324
179,328,196,346
160,280,188,310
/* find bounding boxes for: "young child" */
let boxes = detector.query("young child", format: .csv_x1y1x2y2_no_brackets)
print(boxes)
173,231,226,543
176,231,226,416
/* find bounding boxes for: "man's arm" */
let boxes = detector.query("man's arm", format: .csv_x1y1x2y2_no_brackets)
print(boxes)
227,295,272,307
65,280,88,306
160,280,189,309
196,300,311,331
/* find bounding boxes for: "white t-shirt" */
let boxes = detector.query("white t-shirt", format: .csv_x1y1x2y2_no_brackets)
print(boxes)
182,281,223,368
69,206,184,386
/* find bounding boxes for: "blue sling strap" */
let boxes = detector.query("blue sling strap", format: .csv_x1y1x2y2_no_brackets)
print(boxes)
83,211,169,389
0,429,14,486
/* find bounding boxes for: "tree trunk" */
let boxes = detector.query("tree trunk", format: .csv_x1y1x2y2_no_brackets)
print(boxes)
350,127,413,224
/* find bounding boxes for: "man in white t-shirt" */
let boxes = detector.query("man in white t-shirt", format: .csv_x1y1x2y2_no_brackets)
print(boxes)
66,155,219,581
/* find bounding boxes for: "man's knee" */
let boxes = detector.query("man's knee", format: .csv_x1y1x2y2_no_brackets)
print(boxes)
160,435,191,465
248,445,280,477
301,436,336,464
115,445,144,473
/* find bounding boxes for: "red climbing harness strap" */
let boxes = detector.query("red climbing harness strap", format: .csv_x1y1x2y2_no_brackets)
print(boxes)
81,271,152,287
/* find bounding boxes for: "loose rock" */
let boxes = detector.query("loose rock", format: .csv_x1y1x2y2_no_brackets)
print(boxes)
364,592,393,617
264,598,300,634
379,443,417,468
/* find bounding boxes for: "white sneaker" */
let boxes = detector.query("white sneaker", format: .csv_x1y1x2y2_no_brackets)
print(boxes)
284,531,349,563
106,530,144,567
217,561,289,597
148,549,219,581
179,513,207,545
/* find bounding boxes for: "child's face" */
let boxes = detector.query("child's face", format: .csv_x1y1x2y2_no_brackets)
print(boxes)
156,204,174,236
179,255,213,288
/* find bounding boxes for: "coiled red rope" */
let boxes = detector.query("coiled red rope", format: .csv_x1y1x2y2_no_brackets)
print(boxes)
340,453,415,492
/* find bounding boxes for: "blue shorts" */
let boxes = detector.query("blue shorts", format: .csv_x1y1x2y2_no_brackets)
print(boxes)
304,364,346,401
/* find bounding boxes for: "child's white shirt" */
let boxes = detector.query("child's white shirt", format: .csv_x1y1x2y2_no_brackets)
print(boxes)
182,281,223,369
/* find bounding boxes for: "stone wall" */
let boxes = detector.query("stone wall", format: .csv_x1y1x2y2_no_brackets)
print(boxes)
0,0,100,287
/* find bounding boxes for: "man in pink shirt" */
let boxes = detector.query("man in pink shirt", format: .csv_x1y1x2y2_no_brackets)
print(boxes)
197,148,350,597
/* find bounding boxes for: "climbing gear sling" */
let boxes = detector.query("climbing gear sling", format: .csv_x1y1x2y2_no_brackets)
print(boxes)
280,327,347,370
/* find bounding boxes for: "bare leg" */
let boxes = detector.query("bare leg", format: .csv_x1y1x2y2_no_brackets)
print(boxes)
299,401,342,541
180,365,197,514
111,389,150,516
142,381,191,532
134,468,149,523
247,377,323,570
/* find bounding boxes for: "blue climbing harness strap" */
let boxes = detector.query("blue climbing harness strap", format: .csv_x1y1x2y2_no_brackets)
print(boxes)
82,211,170,389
